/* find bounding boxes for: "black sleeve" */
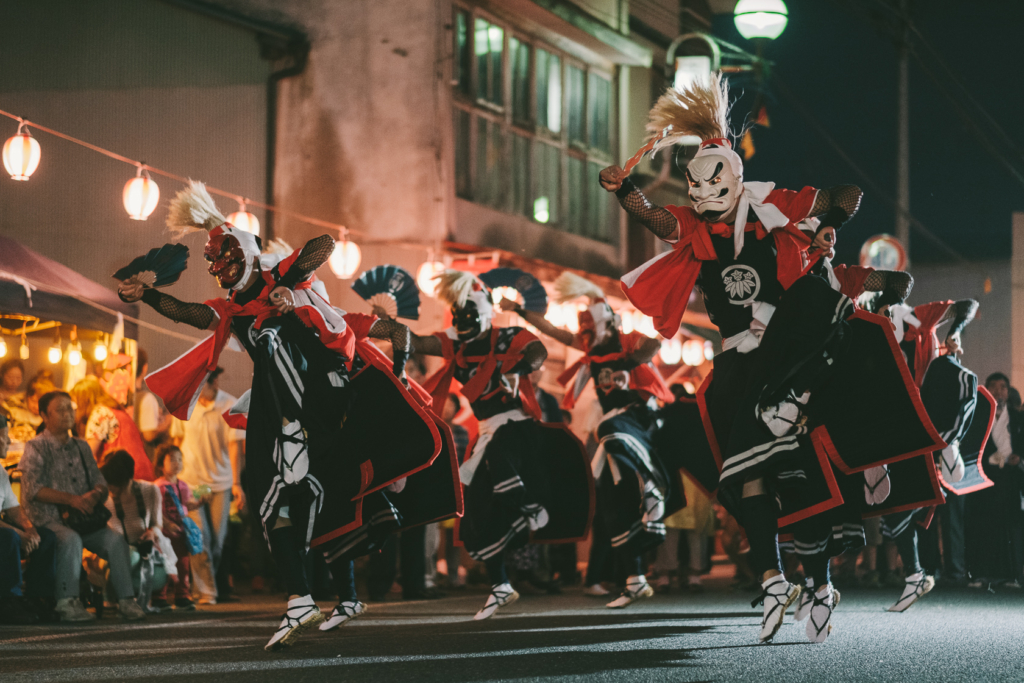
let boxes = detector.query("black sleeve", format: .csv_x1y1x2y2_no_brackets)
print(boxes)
276,235,336,290
367,319,412,379
945,299,979,337
137,289,216,330
865,271,914,308
614,178,679,240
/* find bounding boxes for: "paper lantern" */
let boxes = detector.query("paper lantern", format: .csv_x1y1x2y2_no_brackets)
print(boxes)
93,341,108,362
660,338,682,365
3,124,41,181
416,261,446,297
19,336,29,360
682,339,706,367
227,204,260,236
734,0,788,40
123,167,160,220
0,338,6,358
328,240,361,279
48,344,62,365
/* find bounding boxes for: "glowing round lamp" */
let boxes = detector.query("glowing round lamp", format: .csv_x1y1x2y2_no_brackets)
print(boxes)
734,0,788,40
416,261,446,297
682,339,706,366
19,340,29,360
3,126,41,181
93,341,108,362
123,168,160,220
67,342,83,367
328,240,361,279
660,338,682,365
48,344,62,365
0,338,7,358
227,206,260,236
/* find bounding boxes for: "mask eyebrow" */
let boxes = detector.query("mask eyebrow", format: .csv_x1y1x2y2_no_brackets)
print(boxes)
703,161,723,182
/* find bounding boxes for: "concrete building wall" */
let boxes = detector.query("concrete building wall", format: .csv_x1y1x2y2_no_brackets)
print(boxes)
908,258,1011,387
0,0,270,397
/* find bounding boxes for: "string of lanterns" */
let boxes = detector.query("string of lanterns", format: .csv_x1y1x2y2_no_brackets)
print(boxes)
1,109,363,278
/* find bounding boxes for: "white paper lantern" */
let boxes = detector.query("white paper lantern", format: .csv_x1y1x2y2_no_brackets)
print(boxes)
328,240,362,279
227,207,260,236
3,125,41,181
682,339,706,366
123,168,160,220
416,261,446,297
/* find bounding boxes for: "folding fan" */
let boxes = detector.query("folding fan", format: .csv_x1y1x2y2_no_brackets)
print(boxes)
479,267,548,314
351,265,420,320
112,243,190,288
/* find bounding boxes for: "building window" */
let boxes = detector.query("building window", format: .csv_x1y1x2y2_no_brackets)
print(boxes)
474,18,503,106
452,4,616,244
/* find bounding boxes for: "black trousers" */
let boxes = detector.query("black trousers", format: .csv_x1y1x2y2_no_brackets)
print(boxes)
939,494,967,581
367,526,426,599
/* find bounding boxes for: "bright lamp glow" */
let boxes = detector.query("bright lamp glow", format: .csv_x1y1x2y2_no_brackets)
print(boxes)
328,240,362,279
0,339,7,358
734,0,788,40
416,261,446,297
3,125,41,181
660,338,682,365
227,208,260,236
123,168,160,220
682,339,706,366
93,341,108,362
48,344,62,364
533,197,550,223
19,340,29,360
67,342,82,367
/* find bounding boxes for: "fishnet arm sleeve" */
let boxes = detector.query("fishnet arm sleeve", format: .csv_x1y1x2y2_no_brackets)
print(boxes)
615,178,679,240
507,340,547,376
411,333,443,357
277,235,336,289
864,270,914,307
810,185,863,229
137,289,216,330
941,299,979,337
368,318,412,377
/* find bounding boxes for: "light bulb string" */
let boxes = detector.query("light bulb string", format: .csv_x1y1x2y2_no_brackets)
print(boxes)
0,108,363,238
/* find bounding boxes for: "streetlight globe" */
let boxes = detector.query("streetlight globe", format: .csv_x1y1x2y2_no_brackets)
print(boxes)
734,0,788,40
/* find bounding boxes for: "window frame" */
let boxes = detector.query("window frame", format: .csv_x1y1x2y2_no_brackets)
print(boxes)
451,2,618,243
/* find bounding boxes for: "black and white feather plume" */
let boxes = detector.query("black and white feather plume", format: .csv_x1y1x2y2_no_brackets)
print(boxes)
112,243,190,288
351,265,420,320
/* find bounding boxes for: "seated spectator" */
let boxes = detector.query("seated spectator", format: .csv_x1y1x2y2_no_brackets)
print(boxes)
70,377,154,481
0,359,43,445
0,358,24,408
100,451,178,612
0,413,57,624
18,391,146,622
153,444,202,611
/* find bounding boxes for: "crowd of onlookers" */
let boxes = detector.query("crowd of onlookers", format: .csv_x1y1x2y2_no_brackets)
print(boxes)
1,353,1021,627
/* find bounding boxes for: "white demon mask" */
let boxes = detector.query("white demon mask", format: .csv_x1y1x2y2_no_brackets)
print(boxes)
686,151,742,221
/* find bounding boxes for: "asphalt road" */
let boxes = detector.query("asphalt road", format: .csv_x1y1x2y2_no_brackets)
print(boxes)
3,582,1024,683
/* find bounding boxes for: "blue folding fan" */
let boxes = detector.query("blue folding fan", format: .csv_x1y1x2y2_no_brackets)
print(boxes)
112,243,190,288
351,265,420,320
479,267,548,314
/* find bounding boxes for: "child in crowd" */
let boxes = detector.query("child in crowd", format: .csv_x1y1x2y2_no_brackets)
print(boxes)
153,444,206,611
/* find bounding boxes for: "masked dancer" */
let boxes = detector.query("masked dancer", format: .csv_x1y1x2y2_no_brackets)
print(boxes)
501,272,679,607
411,270,593,620
119,183,453,650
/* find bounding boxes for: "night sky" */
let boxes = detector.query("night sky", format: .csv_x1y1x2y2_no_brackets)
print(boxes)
705,0,1024,264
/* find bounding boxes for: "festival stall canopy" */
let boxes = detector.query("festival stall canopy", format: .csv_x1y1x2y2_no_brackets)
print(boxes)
0,234,139,337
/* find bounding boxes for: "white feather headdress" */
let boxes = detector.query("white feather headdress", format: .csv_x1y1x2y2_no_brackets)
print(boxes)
554,272,606,304
647,72,732,157
436,269,488,309
166,181,227,239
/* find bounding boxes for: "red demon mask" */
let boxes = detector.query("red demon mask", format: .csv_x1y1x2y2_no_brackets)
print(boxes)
204,230,248,289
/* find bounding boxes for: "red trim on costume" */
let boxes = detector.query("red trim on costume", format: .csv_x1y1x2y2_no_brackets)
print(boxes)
907,301,954,387
531,422,596,545
940,385,996,494
357,460,374,498
842,310,947,467
695,371,723,472
310,498,363,547
778,429,845,528
832,265,875,302
860,455,946,520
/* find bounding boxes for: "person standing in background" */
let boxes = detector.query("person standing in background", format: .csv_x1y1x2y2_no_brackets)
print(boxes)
179,368,244,604
134,350,173,465
71,377,154,482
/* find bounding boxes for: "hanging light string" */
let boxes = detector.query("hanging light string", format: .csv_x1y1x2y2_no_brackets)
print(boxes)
0,108,361,239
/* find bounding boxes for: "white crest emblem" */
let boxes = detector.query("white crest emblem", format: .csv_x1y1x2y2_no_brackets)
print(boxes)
721,265,760,305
